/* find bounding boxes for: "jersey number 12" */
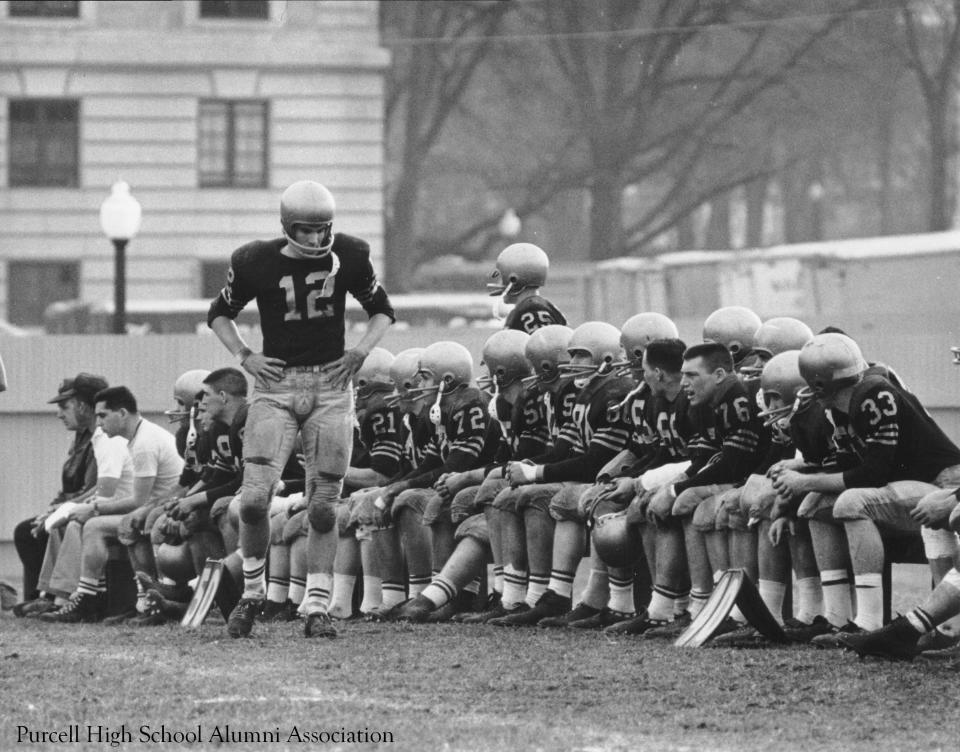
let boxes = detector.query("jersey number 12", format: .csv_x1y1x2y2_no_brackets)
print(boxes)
280,272,335,320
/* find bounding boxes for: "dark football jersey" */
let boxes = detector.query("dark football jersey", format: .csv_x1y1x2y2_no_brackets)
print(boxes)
491,386,551,463
827,374,960,487
207,235,395,366
637,388,698,468
503,295,567,333
357,393,404,479
542,372,635,483
675,374,766,492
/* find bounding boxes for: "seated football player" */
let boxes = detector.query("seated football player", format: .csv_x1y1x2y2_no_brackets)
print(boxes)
773,333,960,647
537,313,680,630
393,330,552,622
487,242,566,333
348,348,433,617
595,337,698,635
492,321,635,627
642,342,766,638
368,342,492,612
323,348,406,620
136,368,250,625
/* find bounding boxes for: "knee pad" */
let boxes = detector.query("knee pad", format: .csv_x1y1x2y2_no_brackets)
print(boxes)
832,489,871,520
691,496,720,532
921,526,960,559
239,489,269,525
308,499,337,534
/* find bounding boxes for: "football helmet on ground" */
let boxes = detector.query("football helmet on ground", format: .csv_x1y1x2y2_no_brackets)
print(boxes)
487,243,549,299
280,180,335,257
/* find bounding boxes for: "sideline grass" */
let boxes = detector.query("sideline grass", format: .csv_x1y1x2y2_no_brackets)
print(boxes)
2,614,959,752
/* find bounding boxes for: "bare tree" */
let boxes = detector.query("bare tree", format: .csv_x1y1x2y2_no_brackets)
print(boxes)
897,0,960,231
381,1,510,290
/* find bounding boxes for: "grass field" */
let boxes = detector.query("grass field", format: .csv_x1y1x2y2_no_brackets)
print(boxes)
2,567,959,752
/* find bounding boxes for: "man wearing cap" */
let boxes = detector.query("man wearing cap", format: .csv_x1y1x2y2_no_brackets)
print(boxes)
42,386,183,623
12,373,107,616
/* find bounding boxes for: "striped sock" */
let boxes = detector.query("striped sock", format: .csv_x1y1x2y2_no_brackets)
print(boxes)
795,576,823,624
502,565,528,609
906,607,935,635
689,589,712,618
266,576,290,604
288,576,306,606
328,574,356,619
608,574,635,614
758,579,787,624
492,566,504,594
408,574,431,598
421,575,457,608
853,572,883,631
547,569,576,600
303,572,331,613
242,556,267,600
381,581,406,609
647,587,677,622
526,573,549,607
820,569,853,627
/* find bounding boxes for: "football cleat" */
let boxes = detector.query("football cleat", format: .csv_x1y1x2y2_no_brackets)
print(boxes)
568,607,634,630
489,591,570,627
0,582,17,611
810,620,864,649
102,609,139,626
709,625,767,648
781,615,834,643
258,599,299,623
303,610,338,638
602,610,668,636
394,594,436,623
13,596,57,618
837,616,921,661
537,602,602,629
642,611,692,639
425,591,477,623
916,627,960,653
226,597,263,638
39,592,105,624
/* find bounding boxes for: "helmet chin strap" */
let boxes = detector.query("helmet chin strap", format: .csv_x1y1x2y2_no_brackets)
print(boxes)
284,231,334,259
429,381,446,426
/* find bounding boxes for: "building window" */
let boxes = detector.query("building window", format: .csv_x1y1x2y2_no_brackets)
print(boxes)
8,99,79,187
198,100,268,188
8,261,79,327
199,1,268,19
201,261,231,299
8,1,79,16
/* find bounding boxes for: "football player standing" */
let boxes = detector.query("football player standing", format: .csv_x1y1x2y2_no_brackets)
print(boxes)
207,181,395,639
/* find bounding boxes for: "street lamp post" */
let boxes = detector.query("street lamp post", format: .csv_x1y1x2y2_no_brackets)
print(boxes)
99,181,142,334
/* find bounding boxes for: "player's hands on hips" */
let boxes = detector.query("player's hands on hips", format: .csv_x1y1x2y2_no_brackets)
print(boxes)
322,348,367,391
241,351,286,387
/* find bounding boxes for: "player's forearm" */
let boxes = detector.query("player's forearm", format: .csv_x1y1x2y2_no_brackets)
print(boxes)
344,467,390,489
210,315,251,358
351,313,393,357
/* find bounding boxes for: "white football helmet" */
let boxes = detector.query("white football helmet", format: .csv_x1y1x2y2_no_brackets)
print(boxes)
758,350,806,426
354,347,395,401
619,312,679,367
410,341,474,401
481,330,532,390
798,333,867,396
280,180,335,257
560,321,623,386
487,243,549,299
703,306,762,361
164,369,210,423
523,324,573,386
753,317,814,359
386,347,425,408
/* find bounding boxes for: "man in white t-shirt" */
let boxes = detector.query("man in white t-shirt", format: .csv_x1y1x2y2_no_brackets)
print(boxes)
42,424,135,600
43,386,183,623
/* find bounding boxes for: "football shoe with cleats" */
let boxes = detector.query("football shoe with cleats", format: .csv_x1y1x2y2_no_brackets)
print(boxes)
303,610,338,638
259,599,299,623
602,610,668,636
227,597,263,638
489,590,570,627
425,591,476,623
13,596,57,618
452,591,501,623
568,607,635,630
39,592,105,624
537,602,601,629
916,627,960,653
642,610,692,639
838,616,921,661
810,620,864,649
395,594,436,623
781,615,833,643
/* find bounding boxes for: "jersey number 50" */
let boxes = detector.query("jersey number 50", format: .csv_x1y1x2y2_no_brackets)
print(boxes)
280,272,335,320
